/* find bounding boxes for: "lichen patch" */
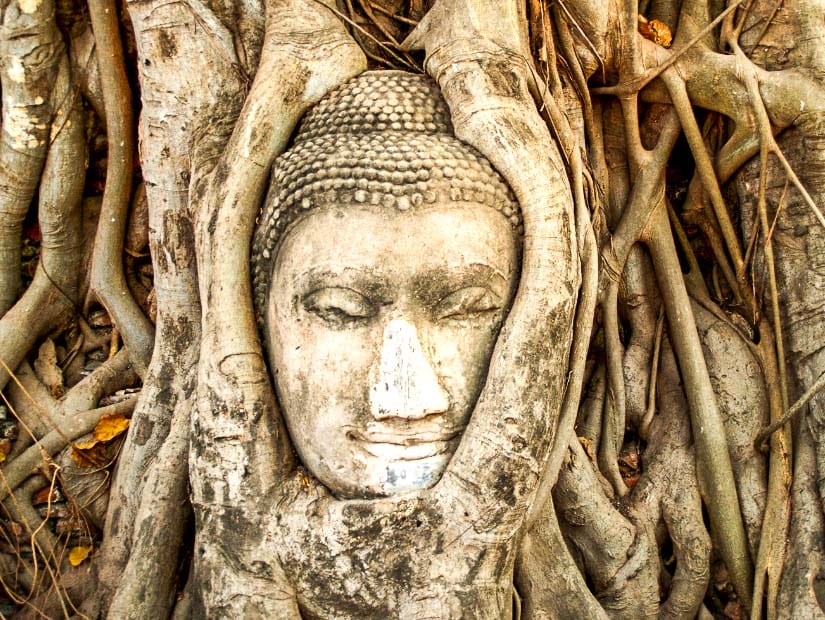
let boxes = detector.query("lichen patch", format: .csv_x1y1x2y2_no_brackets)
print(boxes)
7,57,26,83
18,0,42,14
5,106,41,150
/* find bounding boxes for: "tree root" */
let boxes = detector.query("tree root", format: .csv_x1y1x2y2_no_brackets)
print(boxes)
645,204,754,606
777,422,825,618
694,303,769,556
87,0,154,377
6,350,136,464
60,349,136,418
600,67,752,601
6,362,59,450
757,369,825,449
555,438,660,618
107,398,191,619
751,320,793,619
0,0,63,315
516,497,610,619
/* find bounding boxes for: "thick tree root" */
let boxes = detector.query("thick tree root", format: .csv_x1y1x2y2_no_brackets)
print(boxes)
107,398,191,618
87,0,154,377
516,499,610,619
555,439,659,618
694,303,769,556
0,0,62,315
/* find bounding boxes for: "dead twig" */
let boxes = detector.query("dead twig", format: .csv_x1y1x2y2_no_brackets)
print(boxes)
756,370,825,451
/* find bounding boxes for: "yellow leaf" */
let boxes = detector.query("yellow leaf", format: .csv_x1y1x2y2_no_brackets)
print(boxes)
74,439,98,450
578,436,596,461
0,451,5,463
638,15,672,48
93,413,130,443
69,545,93,567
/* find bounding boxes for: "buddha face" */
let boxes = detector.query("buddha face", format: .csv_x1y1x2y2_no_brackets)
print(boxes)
265,201,519,499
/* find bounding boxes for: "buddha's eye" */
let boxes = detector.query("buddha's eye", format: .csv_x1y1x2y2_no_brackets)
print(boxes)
434,286,501,321
303,287,375,326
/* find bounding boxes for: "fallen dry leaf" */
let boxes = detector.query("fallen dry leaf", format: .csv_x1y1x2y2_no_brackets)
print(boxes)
71,443,108,468
93,413,130,443
578,436,597,461
724,601,744,620
32,486,61,505
69,545,93,567
70,413,130,467
34,338,64,399
638,15,672,48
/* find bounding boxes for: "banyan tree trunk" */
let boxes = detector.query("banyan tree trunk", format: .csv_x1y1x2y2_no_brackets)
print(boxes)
0,0,823,617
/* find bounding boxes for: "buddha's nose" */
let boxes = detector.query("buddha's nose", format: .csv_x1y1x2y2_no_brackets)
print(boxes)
370,319,450,420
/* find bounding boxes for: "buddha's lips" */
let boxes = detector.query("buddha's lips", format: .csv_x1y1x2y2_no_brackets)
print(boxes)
345,428,461,460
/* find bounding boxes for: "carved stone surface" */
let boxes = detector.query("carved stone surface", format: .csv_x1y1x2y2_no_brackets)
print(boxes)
254,71,522,499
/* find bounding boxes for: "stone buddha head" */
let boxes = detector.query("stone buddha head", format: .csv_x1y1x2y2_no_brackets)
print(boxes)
252,71,522,500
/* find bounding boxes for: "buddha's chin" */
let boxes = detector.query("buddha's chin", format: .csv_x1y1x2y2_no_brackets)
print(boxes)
351,451,452,498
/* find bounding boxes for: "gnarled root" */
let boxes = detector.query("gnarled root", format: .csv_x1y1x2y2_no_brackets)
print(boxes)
516,500,609,620
555,439,660,619
632,343,712,619
86,0,154,377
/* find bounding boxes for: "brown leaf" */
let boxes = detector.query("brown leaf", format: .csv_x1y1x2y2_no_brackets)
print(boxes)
724,601,744,620
578,436,597,461
638,15,672,48
69,545,93,567
71,442,108,468
34,338,64,398
93,413,130,443
32,486,61,505
623,475,641,489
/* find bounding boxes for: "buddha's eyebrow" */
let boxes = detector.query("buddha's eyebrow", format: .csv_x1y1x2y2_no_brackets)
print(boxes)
413,263,510,302
297,267,394,301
